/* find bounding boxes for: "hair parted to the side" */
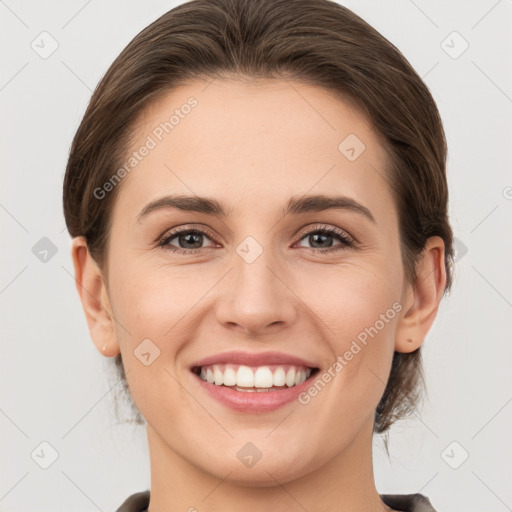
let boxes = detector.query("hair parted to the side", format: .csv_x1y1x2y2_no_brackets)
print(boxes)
63,0,454,434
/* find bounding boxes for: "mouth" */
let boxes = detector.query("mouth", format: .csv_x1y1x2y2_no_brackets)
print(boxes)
191,363,320,392
189,351,321,412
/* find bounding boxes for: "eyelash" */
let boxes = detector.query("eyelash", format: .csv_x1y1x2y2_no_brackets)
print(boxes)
157,224,355,255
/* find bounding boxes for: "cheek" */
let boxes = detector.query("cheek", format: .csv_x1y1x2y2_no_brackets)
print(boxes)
109,268,194,423
299,258,402,411
109,256,215,339
107,261,221,410
298,252,403,339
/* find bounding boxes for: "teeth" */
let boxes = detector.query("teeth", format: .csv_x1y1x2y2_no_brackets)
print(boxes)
223,366,237,386
254,367,273,387
285,367,296,387
214,367,224,385
273,367,286,386
237,366,254,387
197,364,314,390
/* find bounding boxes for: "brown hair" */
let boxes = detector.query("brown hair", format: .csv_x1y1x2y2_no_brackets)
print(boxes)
63,0,454,434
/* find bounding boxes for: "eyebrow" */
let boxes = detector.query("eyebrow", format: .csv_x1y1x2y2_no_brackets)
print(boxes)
136,193,375,224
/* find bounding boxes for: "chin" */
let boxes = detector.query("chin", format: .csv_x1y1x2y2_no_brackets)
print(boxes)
195,447,319,488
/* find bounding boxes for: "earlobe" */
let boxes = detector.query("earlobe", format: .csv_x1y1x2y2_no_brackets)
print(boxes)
395,236,447,353
71,236,120,357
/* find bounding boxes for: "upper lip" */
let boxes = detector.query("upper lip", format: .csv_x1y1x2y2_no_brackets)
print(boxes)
190,351,319,369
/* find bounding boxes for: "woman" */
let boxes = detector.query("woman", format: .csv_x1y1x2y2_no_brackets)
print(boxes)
63,0,453,510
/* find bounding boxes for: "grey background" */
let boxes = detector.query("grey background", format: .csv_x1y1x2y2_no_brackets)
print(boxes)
1,1,511,511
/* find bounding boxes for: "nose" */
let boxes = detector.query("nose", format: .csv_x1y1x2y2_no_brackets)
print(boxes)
215,247,298,336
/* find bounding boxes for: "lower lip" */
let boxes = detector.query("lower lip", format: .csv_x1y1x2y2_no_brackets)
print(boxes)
192,371,316,413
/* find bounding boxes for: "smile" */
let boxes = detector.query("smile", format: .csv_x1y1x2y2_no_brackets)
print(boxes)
191,361,320,412
192,364,315,391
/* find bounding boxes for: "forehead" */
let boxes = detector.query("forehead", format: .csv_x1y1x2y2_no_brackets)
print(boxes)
116,78,393,219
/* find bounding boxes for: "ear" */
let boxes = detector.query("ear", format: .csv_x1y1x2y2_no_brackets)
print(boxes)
395,236,447,353
71,236,120,357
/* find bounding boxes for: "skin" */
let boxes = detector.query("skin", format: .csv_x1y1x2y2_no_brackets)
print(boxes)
71,78,446,512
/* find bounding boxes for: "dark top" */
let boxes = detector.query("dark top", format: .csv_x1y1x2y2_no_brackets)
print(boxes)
115,490,438,511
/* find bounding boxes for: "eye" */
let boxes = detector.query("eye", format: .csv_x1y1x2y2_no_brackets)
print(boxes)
158,226,218,254
157,224,355,255
295,225,355,253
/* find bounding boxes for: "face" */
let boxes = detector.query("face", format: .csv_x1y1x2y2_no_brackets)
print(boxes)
101,79,410,485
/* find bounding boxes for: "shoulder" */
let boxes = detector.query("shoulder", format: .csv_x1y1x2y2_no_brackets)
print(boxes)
115,490,150,512
115,490,437,512
380,493,438,512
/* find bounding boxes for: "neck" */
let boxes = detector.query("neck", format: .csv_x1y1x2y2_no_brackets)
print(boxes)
146,420,392,512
